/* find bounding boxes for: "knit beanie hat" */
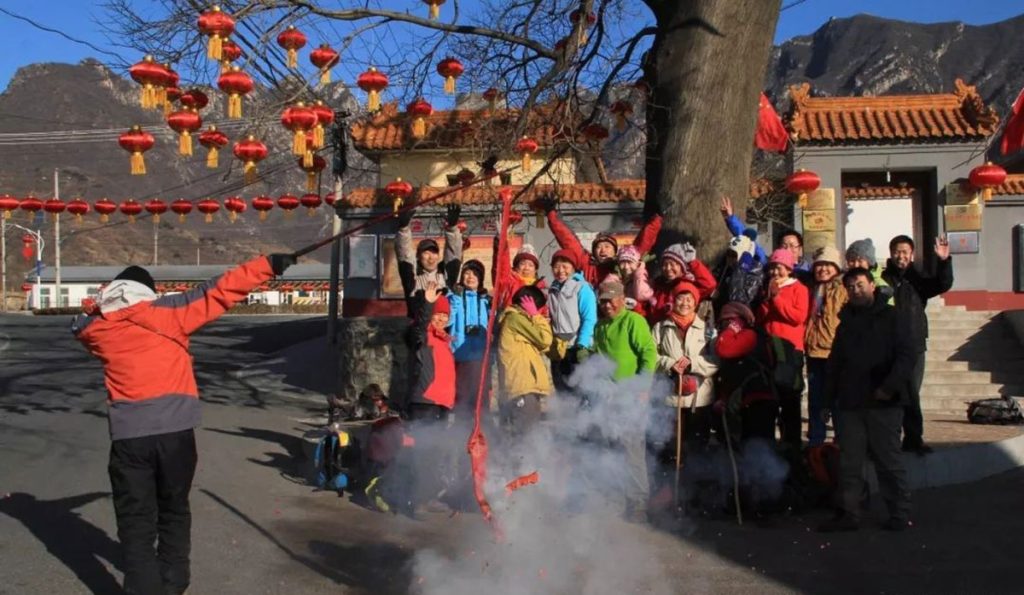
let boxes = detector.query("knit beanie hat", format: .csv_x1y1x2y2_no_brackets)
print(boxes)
616,245,641,264
550,248,578,269
671,281,701,305
432,297,451,316
718,301,755,326
591,233,618,254
812,245,843,270
845,238,876,267
114,265,156,293
461,259,486,284
512,244,540,269
768,248,796,270
661,244,687,267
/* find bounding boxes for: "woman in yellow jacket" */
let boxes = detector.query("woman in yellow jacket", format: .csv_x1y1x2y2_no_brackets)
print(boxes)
805,245,848,445
497,285,554,434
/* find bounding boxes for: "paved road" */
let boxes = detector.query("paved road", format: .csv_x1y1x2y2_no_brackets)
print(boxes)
1,314,1022,595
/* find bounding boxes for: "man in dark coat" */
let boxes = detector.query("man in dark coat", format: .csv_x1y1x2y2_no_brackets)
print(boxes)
820,268,915,532
881,235,953,454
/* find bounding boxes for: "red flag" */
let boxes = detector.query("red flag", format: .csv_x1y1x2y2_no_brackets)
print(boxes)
1001,87,1024,156
755,92,789,153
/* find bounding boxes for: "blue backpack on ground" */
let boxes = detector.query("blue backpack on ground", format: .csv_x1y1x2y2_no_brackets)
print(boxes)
313,431,352,492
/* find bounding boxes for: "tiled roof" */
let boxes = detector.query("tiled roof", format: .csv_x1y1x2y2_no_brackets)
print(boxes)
994,174,1024,196
350,102,571,152
787,79,999,145
339,178,780,208
842,185,919,200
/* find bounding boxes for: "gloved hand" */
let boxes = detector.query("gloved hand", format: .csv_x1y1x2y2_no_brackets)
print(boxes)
519,295,540,317
573,346,592,365
680,242,697,263
530,194,557,215
444,204,461,228
269,253,297,276
396,207,415,229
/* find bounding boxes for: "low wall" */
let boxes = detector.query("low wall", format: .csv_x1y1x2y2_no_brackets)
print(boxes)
336,316,411,404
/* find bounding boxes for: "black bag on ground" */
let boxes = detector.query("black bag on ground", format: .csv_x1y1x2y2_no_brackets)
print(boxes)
967,396,1024,425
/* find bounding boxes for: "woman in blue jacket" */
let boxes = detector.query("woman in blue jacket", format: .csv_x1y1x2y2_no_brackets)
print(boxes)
447,259,492,417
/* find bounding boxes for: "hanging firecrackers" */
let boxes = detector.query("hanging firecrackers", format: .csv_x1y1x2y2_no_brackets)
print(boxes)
20,196,42,220
66,198,89,223
170,199,193,223
224,196,246,222
218,66,254,119
281,102,318,164
407,98,433,139
43,198,65,221
233,135,268,185
356,67,388,112
385,178,413,215
119,126,155,175
422,0,445,20
436,57,464,95
300,192,322,216
179,89,209,111
482,87,500,111
310,101,334,149
94,198,117,223
299,155,327,192
569,9,597,44
252,195,274,221
609,100,633,131
277,193,300,218
309,44,339,85
196,198,220,223
785,169,821,208
276,25,306,68
197,5,236,61
129,55,166,109
969,161,1007,201
515,136,539,172
0,194,18,219
145,199,168,223
198,125,229,168
120,199,143,224
167,107,203,156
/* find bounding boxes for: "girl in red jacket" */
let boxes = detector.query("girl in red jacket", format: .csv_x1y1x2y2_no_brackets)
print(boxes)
757,248,810,449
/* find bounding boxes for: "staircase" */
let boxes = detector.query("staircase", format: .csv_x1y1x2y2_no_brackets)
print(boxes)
922,299,1024,415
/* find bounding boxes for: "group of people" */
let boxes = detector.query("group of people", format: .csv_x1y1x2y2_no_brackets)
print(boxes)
391,194,954,531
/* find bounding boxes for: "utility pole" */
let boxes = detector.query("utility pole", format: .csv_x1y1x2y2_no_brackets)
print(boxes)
54,169,62,307
1,218,6,312
327,112,349,345
153,218,159,265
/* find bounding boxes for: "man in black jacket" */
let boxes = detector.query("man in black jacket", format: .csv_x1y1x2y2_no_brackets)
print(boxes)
882,235,953,454
820,268,916,532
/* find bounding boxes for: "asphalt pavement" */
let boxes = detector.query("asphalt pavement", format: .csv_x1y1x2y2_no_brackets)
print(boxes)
1,313,1022,595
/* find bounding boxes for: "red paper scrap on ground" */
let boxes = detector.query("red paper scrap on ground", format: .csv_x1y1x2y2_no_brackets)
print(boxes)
505,471,539,494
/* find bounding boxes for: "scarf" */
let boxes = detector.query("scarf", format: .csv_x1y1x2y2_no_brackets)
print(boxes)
668,311,696,335
428,323,451,344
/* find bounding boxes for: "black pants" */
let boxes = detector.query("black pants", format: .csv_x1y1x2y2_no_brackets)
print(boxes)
108,429,197,595
902,351,927,447
778,351,806,450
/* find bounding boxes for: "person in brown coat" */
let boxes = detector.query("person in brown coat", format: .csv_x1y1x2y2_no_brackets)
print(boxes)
804,245,847,445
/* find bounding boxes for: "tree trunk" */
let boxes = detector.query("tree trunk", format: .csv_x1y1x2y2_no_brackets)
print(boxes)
644,0,781,256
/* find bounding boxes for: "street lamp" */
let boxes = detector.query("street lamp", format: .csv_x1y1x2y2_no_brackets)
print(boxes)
8,222,44,309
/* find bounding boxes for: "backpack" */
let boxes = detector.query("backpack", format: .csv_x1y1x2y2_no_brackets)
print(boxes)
313,430,354,492
967,397,1024,425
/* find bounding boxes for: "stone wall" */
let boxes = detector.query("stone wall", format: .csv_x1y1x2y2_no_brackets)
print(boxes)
336,316,412,404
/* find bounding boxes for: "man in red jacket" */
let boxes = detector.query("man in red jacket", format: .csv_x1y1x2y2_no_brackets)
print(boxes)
72,253,294,595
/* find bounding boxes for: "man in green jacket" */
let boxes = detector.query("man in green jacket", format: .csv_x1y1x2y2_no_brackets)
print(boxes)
592,279,658,522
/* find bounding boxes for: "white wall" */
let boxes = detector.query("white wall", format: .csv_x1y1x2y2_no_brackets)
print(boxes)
844,198,915,259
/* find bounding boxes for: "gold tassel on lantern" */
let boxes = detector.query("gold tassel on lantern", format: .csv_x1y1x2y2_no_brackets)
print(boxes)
228,94,242,119
521,152,532,172
428,1,440,19
306,172,317,192
303,150,313,169
286,48,298,68
292,130,306,156
258,210,268,222
244,162,257,185
319,69,331,86
444,75,455,95
208,35,223,61
139,86,154,109
179,132,193,156
154,87,167,110
535,208,545,229
228,211,237,223
163,100,173,118
131,152,147,175
178,213,186,223
100,213,109,223
206,147,219,168
393,197,403,215
412,117,426,139
205,212,213,223
368,89,381,112
220,61,230,74
313,124,324,149
798,192,808,209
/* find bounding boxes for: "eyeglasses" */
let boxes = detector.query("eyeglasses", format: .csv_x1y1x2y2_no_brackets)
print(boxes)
781,242,802,249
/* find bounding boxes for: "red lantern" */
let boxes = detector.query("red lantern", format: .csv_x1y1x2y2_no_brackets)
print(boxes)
324,192,336,207
422,0,445,19
0,194,18,219
66,198,89,223
198,125,229,168
21,234,34,261
610,100,633,131
569,9,597,44
220,39,242,64
582,123,609,143
224,196,247,222
157,63,179,114
197,5,236,60
785,169,821,208
436,57,464,95
233,136,268,185
20,196,42,220
281,102,318,162
171,199,193,223
310,101,334,149
43,198,65,221
309,44,339,85
145,199,168,223
515,136,539,172
276,25,306,68
357,67,389,112
179,89,209,110
252,195,275,222
407,98,433,139
482,87,500,111
278,193,300,218
118,126,155,175
128,55,166,109
969,161,1007,201
95,198,117,223
120,199,143,224
300,193,322,215
164,85,182,116
21,283,33,292
218,66,253,119
197,198,220,223
299,155,327,192
167,108,203,156
385,178,414,215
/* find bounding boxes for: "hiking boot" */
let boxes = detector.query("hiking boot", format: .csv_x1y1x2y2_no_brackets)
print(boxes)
817,514,859,533
881,517,912,532
902,440,933,456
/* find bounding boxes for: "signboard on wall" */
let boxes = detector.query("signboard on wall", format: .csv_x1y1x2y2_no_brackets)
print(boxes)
802,209,836,232
947,231,980,254
944,204,983,232
945,182,980,206
805,188,836,211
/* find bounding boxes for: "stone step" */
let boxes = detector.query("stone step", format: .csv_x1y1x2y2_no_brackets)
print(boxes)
927,349,1024,363
925,359,1024,373
926,304,963,313
921,383,1024,398
921,370,995,385
926,336,1020,352
928,318,999,330
927,328,1011,342
926,310,997,321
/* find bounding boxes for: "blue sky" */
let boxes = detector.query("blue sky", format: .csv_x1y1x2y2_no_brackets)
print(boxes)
0,1,1020,92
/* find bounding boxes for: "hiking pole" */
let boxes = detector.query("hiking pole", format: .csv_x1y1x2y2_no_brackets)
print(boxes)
720,409,743,526
674,376,685,511
289,166,520,258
